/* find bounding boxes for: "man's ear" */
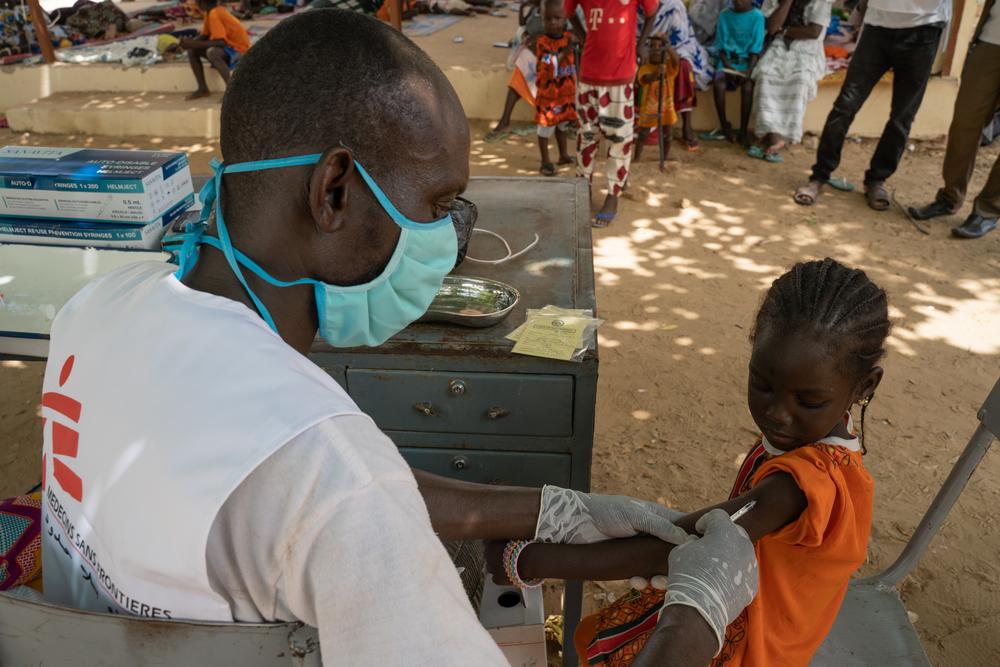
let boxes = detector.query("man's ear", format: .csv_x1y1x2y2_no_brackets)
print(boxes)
308,147,355,234
856,366,884,404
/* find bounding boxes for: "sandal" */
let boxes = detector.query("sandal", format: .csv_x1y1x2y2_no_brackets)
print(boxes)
794,181,823,206
540,162,556,177
557,156,575,166
683,138,701,152
747,145,765,159
698,129,728,141
763,150,784,163
827,177,855,192
485,129,510,143
865,181,890,211
592,211,615,228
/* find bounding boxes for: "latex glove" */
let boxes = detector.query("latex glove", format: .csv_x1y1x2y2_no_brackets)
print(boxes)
660,509,759,655
534,485,689,545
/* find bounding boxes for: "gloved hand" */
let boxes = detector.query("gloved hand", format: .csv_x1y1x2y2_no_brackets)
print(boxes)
660,509,758,655
534,485,689,545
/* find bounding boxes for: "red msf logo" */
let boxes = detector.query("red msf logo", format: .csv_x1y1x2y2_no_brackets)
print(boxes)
42,356,83,502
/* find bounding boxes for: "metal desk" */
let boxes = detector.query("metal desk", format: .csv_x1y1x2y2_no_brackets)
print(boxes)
0,175,598,666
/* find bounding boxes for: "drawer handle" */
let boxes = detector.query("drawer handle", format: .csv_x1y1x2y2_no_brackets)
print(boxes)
413,402,438,417
449,379,467,396
486,406,510,420
451,456,469,471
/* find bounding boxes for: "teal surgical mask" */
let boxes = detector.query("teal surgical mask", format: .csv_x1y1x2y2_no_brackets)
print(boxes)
165,153,459,348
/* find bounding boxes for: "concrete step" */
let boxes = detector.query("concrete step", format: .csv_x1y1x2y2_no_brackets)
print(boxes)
7,91,222,139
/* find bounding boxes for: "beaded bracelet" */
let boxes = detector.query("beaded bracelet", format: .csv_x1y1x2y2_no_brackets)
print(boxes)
502,540,543,589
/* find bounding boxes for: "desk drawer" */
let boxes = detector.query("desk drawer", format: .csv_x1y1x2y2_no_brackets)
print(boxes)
400,447,572,487
346,369,573,436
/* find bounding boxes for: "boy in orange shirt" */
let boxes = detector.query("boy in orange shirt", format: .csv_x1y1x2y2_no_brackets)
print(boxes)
490,258,891,667
180,0,252,100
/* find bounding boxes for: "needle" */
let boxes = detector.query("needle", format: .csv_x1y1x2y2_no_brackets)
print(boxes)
729,500,757,523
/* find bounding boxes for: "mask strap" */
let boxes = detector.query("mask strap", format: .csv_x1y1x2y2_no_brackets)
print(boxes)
198,235,316,289
353,162,452,231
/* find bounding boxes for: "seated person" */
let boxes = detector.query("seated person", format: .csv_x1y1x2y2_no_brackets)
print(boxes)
707,0,764,145
180,0,251,100
533,0,578,176
634,36,679,163
491,258,890,666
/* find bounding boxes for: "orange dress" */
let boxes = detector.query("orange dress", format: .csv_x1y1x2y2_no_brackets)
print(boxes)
534,33,578,128
636,62,679,129
576,418,874,667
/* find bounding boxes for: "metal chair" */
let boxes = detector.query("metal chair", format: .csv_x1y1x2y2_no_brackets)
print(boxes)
0,592,321,666
811,376,1000,666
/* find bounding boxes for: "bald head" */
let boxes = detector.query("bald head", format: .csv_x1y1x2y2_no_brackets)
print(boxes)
219,9,465,211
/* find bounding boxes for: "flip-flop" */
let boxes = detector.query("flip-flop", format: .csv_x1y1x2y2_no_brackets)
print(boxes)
827,177,855,192
763,151,784,163
540,163,556,177
485,129,510,143
682,138,701,152
698,129,728,141
512,126,536,137
592,212,615,228
747,145,765,159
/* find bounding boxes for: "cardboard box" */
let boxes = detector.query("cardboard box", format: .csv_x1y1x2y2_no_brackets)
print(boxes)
0,146,194,224
0,198,194,250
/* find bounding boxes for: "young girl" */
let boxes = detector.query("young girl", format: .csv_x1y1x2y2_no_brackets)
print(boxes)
534,0,578,176
634,36,679,163
493,258,891,666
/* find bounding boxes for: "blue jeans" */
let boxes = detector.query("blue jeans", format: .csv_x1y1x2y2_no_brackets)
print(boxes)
811,23,944,185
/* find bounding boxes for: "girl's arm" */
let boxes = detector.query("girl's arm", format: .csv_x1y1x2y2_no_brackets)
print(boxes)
784,22,824,40
765,0,795,34
515,471,806,581
667,45,680,68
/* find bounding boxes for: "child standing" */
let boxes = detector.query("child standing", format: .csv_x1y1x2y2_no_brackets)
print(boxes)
181,0,251,100
633,35,679,163
567,0,660,227
709,0,764,145
491,258,891,667
534,0,579,176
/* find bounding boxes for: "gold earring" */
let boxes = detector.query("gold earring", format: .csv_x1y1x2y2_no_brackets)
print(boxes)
859,395,872,407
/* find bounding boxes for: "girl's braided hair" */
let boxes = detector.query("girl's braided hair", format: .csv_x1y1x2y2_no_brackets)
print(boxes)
752,258,891,451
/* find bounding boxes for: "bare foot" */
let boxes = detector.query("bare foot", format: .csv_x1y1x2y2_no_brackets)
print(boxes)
794,180,823,206
185,89,210,101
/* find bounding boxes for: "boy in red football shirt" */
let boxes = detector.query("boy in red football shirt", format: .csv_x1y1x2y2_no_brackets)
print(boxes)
568,0,659,227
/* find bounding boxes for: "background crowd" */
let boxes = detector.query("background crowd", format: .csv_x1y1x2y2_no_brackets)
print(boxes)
485,0,999,240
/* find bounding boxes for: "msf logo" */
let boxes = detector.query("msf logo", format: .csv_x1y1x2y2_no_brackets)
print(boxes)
42,355,83,502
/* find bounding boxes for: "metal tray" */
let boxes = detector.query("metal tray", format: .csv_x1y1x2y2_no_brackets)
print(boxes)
418,276,519,328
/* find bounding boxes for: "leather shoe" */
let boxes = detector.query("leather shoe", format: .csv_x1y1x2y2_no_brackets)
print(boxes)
951,213,997,239
908,198,956,221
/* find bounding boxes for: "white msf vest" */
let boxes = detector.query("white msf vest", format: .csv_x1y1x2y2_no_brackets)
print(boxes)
41,261,363,621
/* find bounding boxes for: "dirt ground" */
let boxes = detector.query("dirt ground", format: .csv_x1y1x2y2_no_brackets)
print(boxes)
1,122,999,666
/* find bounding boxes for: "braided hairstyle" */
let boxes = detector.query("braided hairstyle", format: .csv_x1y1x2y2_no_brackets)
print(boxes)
752,258,891,452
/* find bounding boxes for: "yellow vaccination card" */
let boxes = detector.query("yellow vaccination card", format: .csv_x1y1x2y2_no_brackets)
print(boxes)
511,316,587,360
